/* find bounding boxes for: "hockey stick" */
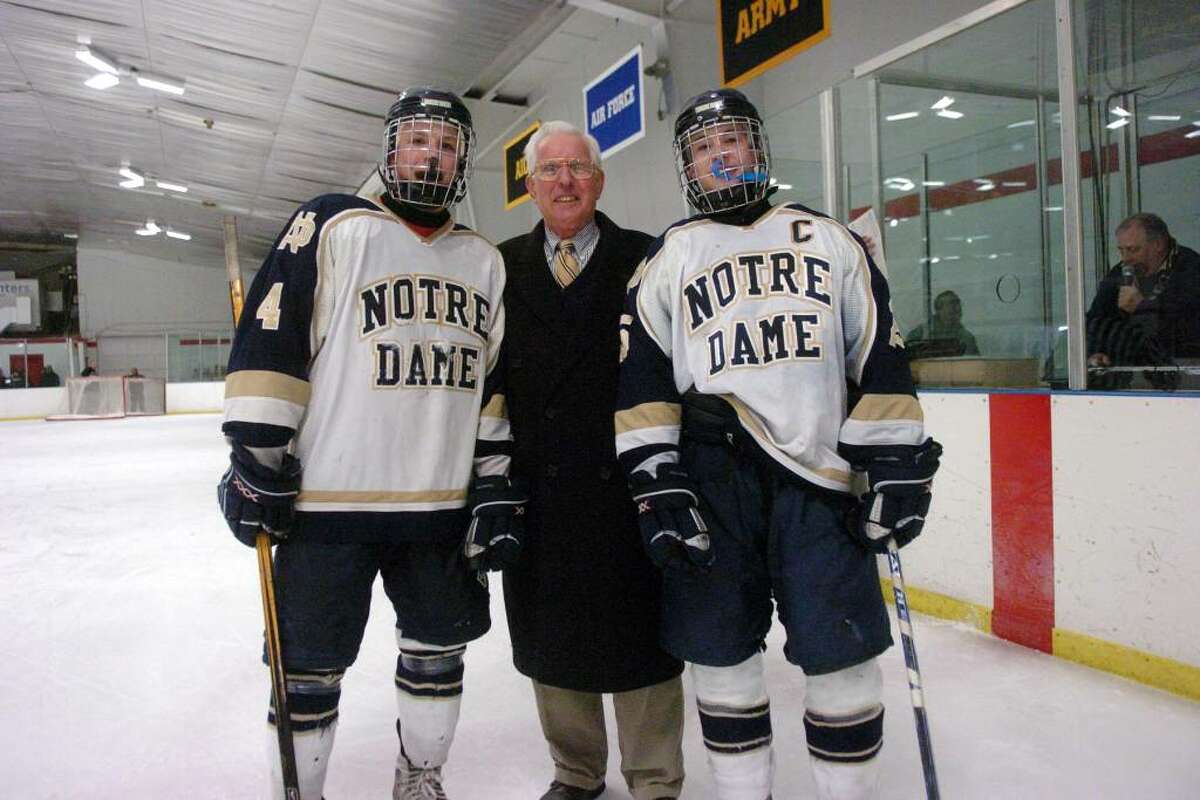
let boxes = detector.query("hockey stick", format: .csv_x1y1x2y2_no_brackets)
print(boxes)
224,216,301,800
886,538,940,800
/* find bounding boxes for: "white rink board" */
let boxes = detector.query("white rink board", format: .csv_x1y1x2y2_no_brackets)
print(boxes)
1051,394,1200,666
166,381,224,414
898,391,994,610
0,386,65,418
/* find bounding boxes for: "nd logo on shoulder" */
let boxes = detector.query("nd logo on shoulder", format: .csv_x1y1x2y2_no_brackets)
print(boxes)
278,211,317,254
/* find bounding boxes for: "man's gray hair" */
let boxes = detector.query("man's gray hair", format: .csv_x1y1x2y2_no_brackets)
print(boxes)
524,121,602,174
1117,212,1171,243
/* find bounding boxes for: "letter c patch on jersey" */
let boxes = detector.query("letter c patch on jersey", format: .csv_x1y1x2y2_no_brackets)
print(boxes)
277,211,317,254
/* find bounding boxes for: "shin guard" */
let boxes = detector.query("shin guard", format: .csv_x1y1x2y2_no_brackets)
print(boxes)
266,668,343,800
394,635,466,769
803,659,884,800
692,655,774,800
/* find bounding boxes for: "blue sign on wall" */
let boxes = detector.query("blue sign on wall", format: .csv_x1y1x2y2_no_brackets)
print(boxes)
583,45,645,159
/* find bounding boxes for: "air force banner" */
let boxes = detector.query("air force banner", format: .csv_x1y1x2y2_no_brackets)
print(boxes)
583,45,646,159
718,0,831,88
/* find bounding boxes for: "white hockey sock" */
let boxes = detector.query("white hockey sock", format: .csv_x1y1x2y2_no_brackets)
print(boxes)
804,659,884,800
266,722,337,800
692,655,775,800
395,635,467,768
266,667,343,800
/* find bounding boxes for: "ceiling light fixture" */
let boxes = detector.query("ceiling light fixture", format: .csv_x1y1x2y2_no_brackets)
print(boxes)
922,180,945,187
936,109,964,119
155,180,188,193
930,96,955,110
165,229,192,240
1109,106,1131,117
1186,129,1200,139
74,46,119,75
885,111,920,122
134,71,185,95
119,166,145,189
1106,118,1130,130
84,73,120,90
884,177,915,191
1007,119,1036,128
134,219,160,236
1147,114,1181,122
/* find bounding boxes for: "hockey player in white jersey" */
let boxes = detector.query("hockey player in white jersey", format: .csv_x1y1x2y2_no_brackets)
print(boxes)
615,89,942,800
217,87,525,800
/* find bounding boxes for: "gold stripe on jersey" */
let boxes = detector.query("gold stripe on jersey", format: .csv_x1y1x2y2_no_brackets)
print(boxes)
224,369,311,405
848,394,924,423
615,401,682,434
481,393,507,419
297,488,468,503
723,393,852,486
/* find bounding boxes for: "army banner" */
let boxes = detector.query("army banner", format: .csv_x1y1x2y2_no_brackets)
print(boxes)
504,121,540,210
718,0,831,88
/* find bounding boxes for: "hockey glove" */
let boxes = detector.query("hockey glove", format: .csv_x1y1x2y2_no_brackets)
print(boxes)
846,438,942,553
464,475,527,571
217,442,302,548
631,463,713,572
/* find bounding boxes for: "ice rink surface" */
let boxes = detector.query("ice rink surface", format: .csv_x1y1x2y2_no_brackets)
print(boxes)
2,414,1198,799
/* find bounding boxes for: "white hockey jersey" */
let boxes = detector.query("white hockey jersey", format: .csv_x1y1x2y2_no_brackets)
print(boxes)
615,203,923,493
223,193,510,540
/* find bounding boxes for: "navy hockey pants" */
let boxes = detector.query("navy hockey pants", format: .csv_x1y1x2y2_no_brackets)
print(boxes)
662,440,893,675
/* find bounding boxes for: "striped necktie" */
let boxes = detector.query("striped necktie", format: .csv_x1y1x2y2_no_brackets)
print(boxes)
553,239,580,288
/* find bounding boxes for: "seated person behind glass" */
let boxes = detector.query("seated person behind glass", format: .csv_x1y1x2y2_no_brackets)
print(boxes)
1086,213,1200,375
906,290,980,357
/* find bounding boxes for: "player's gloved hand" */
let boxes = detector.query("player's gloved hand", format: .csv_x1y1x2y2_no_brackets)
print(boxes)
630,463,713,572
846,438,942,553
217,442,302,547
463,475,527,571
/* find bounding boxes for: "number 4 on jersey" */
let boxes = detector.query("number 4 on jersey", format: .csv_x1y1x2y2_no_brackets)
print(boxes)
257,282,284,330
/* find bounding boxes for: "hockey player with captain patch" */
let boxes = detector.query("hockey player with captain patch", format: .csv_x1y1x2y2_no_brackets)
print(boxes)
615,88,943,800
217,87,525,800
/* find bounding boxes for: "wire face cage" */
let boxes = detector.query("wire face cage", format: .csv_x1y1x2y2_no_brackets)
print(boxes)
673,114,771,214
381,111,474,210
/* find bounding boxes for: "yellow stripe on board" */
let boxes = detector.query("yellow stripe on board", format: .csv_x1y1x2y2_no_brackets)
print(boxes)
879,578,992,634
1053,628,1200,702
879,578,1200,701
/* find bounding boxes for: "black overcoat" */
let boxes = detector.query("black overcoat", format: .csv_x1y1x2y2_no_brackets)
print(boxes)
499,211,683,693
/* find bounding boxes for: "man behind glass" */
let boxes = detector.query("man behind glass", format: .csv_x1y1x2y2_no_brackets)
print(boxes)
1087,212,1200,385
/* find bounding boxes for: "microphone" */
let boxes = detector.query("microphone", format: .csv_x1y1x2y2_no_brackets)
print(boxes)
1120,263,1136,287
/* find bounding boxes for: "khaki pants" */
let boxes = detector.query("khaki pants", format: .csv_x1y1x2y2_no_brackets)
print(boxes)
533,675,685,800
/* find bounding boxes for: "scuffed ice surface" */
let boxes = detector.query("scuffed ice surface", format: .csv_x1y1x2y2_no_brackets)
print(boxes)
1,415,1198,798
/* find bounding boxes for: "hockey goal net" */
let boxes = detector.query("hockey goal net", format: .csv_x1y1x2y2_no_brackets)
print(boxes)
48,376,167,420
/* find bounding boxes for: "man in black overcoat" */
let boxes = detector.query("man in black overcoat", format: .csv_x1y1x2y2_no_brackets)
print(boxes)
498,121,684,800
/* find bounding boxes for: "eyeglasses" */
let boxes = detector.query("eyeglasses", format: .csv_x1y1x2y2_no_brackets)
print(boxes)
531,158,599,181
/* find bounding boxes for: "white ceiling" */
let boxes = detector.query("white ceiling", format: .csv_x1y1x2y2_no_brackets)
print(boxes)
0,0,591,267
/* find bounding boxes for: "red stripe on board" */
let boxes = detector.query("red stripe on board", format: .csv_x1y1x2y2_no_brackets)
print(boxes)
989,394,1055,653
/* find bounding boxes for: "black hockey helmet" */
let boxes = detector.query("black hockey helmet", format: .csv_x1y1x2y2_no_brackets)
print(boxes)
672,88,771,213
380,87,475,210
